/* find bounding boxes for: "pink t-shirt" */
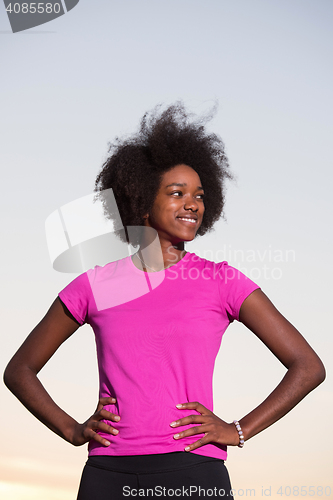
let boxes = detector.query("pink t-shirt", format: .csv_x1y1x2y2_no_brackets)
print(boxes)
58,251,260,460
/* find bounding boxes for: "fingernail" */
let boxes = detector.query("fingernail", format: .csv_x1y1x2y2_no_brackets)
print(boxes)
173,434,180,439
114,416,120,421
113,429,119,434
185,446,190,451
170,421,177,427
176,404,183,408
105,441,111,446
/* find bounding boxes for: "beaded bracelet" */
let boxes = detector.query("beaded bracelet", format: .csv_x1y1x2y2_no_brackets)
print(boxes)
233,420,245,448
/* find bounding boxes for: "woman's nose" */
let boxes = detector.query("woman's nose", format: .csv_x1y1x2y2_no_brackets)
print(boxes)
184,197,199,211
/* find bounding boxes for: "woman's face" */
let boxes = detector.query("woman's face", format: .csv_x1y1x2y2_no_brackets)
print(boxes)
144,164,205,245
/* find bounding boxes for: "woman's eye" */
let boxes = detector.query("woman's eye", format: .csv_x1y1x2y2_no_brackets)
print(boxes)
170,191,204,199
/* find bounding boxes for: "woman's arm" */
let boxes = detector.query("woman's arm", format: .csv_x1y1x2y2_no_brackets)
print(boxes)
3,297,120,447
170,289,326,450
237,288,326,441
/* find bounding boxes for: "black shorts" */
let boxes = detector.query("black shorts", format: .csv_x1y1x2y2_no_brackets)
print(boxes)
76,451,233,499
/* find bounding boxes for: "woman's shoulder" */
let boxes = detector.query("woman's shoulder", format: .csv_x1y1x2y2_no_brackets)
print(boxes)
187,251,229,272
86,255,132,280
187,252,257,286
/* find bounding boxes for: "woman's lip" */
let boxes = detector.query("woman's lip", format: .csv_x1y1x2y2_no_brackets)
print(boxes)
176,217,197,225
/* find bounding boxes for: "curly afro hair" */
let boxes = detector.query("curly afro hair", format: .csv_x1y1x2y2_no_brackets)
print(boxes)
94,102,234,247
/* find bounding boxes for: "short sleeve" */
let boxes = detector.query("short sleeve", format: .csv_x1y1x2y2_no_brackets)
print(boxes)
58,272,92,326
217,262,261,322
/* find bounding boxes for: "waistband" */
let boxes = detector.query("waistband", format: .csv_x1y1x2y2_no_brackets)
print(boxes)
85,452,224,474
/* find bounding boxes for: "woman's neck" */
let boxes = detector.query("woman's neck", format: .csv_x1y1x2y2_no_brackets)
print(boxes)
133,241,186,272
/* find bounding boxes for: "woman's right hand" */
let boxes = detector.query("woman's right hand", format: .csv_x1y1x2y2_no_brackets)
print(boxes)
4,299,121,448
71,396,121,447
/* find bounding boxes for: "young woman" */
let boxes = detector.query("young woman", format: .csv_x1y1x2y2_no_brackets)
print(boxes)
4,103,325,499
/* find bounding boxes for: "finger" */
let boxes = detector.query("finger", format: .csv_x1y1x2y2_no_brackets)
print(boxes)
96,409,121,422
93,421,119,436
184,435,211,452
172,425,210,441
170,414,208,428
88,428,112,447
96,396,117,412
175,402,212,415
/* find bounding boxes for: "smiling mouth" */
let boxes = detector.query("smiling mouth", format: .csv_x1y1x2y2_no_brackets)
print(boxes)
177,217,197,225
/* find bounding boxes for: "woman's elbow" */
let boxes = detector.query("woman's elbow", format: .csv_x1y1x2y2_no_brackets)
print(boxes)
313,359,326,386
3,361,17,392
290,351,326,392
303,355,326,389
3,359,25,393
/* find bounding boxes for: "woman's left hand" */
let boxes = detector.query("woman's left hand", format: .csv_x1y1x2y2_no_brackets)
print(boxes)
170,401,240,452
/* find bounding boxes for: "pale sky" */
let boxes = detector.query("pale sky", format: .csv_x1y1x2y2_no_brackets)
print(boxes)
1,1,332,499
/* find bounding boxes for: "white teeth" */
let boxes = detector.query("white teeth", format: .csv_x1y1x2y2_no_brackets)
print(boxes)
178,218,196,223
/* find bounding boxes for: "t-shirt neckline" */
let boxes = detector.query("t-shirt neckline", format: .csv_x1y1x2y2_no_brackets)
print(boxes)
127,251,191,275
